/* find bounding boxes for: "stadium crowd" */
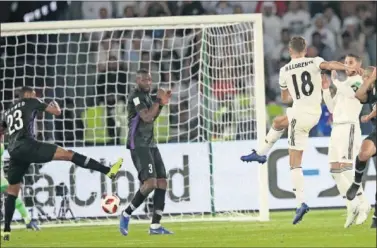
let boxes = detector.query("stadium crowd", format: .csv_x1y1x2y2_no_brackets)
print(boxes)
1,1,376,146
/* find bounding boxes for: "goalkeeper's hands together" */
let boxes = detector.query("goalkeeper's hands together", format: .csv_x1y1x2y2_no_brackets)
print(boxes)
157,89,172,105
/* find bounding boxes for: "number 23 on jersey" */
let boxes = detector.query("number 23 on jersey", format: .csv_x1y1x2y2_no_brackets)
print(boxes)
7,110,24,135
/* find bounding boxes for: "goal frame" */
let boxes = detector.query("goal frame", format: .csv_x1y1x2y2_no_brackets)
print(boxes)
1,14,269,222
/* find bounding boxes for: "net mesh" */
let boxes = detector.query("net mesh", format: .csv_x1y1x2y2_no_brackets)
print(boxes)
1,20,262,225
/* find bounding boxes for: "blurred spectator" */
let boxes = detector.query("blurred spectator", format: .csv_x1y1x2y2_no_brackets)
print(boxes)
261,1,281,45
97,35,121,72
139,1,171,17
215,1,234,15
96,63,127,145
355,4,373,22
179,1,206,16
115,2,139,17
309,1,340,18
272,28,291,63
311,32,333,61
233,5,243,14
304,14,336,50
306,45,319,58
255,1,287,17
82,2,113,47
334,31,369,66
123,6,137,18
82,1,112,20
54,98,84,147
153,31,181,82
282,1,310,36
362,18,376,65
323,6,341,36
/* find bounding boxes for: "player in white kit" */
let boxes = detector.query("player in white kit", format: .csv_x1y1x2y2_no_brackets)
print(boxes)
276,37,363,224
322,54,370,228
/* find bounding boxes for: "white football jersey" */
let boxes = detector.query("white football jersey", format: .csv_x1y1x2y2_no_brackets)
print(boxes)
279,57,324,115
323,75,363,124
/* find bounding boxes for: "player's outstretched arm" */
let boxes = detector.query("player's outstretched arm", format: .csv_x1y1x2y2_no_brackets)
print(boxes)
321,74,335,113
319,61,363,75
45,100,62,116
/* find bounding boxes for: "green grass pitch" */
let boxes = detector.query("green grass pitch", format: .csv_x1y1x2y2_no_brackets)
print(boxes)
3,209,376,247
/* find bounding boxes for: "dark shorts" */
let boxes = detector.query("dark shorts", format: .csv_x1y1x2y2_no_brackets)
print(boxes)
130,147,167,182
8,139,57,185
364,130,376,157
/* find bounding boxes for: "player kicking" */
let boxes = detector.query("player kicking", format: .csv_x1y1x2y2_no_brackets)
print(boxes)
1,86,123,241
346,66,377,229
242,37,362,224
0,126,39,231
322,55,370,228
119,69,173,236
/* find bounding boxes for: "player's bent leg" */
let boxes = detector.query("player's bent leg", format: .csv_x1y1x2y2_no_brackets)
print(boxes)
347,140,376,201
120,148,157,236
241,115,288,163
341,163,371,226
149,178,172,235
2,184,21,241
331,162,360,228
53,147,123,179
148,148,172,235
289,149,309,225
119,178,156,236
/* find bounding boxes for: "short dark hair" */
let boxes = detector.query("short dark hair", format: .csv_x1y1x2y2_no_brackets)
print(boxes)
17,86,34,98
136,68,149,75
346,53,362,62
289,36,306,53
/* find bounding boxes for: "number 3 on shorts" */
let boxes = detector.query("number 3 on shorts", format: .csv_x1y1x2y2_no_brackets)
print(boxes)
148,164,153,173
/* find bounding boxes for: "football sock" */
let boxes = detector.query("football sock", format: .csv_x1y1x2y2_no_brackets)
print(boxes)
257,127,284,155
15,198,29,223
290,166,305,206
331,168,350,200
124,190,148,216
71,152,110,174
4,194,17,232
354,156,367,185
151,188,166,227
342,165,367,204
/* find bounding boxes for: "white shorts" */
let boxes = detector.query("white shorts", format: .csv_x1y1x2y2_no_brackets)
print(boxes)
286,108,321,151
329,123,362,164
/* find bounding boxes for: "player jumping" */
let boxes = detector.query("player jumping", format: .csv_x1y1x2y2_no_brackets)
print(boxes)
0,124,39,230
119,69,173,236
346,66,377,229
1,86,123,241
241,37,363,224
322,55,370,228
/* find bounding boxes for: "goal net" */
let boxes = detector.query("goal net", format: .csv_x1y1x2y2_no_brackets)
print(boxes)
0,14,268,227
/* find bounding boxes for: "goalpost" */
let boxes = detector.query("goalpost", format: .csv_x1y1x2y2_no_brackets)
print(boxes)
1,14,269,227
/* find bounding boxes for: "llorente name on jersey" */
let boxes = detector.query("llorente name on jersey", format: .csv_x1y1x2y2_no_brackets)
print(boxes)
285,60,314,72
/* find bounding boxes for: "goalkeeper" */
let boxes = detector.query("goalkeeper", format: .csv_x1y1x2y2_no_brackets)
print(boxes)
0,122,39,230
